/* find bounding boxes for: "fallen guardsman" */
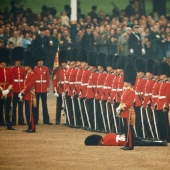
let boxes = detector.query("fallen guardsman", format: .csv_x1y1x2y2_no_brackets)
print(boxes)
84,133,167,147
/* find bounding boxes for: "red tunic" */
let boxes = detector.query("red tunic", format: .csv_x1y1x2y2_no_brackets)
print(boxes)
86,70,98,99
143,78,155,108
152,80,161,108
64,67,71,92
11,65,26,93
157,80,170,110
95,71,107,100
110,75,119,102
75,68,83,95
116,75,124,103
79,68,91,98
0,67,14,97
22,71,36,100
102,133,127,146
53,68,66,94
120,88,135,118
33,66,50,93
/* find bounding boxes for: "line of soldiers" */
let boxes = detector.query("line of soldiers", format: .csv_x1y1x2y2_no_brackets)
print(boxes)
53,48,170,144
0,47,52,132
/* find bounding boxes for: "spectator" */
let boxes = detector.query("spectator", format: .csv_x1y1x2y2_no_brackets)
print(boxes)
107,36,117,54
60,10,69,27
23,32,32,50
160,33,167,59
8,30,23,47
75,29,83,46
0,40,4,47
98,10,105,24
132,0,145,18
96,33,108,54
10,0,18,18
41,5,48,18
125,0,134,17
165,34,170,64
143,38,153,60
0,27,8,46
88,5,98,20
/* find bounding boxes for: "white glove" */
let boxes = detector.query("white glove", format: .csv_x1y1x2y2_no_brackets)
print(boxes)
141,48,146,55
116,107,121,117
18,93,23,101
47,93,49,96
156,34,160,38
2,89,9,95
62,92,65,96
2,90,7,98
130,49,134,54
54,91,59,97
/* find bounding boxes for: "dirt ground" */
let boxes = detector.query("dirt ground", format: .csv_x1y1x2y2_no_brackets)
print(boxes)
0,91,170,170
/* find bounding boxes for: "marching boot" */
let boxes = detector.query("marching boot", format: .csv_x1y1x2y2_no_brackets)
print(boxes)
123,147,134,150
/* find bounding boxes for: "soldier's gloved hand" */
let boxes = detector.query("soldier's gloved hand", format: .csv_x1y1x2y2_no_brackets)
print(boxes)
18,93,23,101
130,49,134,54
2,90,7,98
116,107,121,117
156,34,160,38
54,91,59,97
4,89,10,95
141,48,146,55
62,92,65,96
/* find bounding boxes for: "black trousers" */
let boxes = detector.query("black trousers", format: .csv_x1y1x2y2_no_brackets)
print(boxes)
123,118,134,149
74,95,82,126
56,94,62,123
80,98,88,127
25,100,36,131
12,93,24,124
86,98,94,129
0,97,12,127
35,92,50,124
156,110,170,141
135,106,143,138
66,95,74,125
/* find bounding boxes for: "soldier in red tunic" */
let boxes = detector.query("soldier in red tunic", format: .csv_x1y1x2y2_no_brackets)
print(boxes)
116,64,137,150
33,48,52,125
0,47,14,130
19,51,36,133
11,47,26,125
53,50,67,124
156,62,170,142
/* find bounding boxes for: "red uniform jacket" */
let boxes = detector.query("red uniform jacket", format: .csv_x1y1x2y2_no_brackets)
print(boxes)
102,133,127,146
102,73,115,101
0,67,14,98
11,65,26,93
22,71,36,101
116,75,124,103
110,75,119,102
95,71,107,100
120,88,135,118
86,70,98,99
143,78,155,108
157,80,170,110
33,66,50,93
75,68,83,95
152,80,161,108
68,67,78,96
79,68,91,98
53,68,66,94
134,76,146,107
64,67,71,92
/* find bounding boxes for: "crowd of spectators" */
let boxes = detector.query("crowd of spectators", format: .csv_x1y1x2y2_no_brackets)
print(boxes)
0,0,170,70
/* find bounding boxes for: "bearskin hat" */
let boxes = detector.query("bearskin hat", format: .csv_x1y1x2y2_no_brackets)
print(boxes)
24,51,36,68
11,47,25,61
87,51,97,66
153,61,159,76
96,53,106,67
105,54,114,67
116,56,125,69
124,64,137,86
145,59,154,73
34,48,46,61
79,48,88,63
112,55,119,69
68,48,77,62
84,134,102,146
135,58,146,73
59,50,68,63
158,62,169,76
0,47,10,63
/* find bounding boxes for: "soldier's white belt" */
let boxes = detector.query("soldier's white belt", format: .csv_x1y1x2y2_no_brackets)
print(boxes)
81,83,88,86
59,81,65,84
97,85,103,88
103,86,111,89
144,93,152,96
111,88,116,91
135,92,143,95
117,89,123,91
69,82,74,84
152,95,158,98
158,96,166,99
36,80,47,83
14,79,23,82
87,85,96,88
65,81,68,83
76,81,81,84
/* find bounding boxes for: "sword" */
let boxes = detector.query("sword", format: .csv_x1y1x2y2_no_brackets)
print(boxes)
140,106,145,138
71,96,77,127
93,99,97,131
99,100,107,132
105,102,111,132
77,97,85,127
111,103,118,133
83,99,91,129
145,107,155,139
133,125,137,137
152,108,159,140
62,95,70,125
